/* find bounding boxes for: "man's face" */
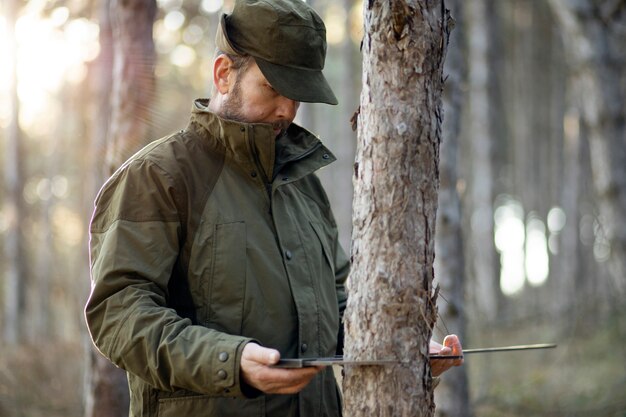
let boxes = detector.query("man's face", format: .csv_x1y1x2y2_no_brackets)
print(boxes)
220,61,300,138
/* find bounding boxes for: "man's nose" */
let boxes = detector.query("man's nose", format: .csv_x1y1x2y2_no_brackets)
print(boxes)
276,96,300,121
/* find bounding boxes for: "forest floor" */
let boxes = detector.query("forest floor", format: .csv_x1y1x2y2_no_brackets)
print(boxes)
0,340,85,417
466,302,626,417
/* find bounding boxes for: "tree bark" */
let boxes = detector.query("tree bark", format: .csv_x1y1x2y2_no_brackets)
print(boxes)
85,1,156,416
343,2,451,416
3,0,26,346
547,0,626,296
434,0,471,415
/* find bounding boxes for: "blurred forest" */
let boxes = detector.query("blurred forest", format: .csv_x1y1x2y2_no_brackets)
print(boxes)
0,0,625,416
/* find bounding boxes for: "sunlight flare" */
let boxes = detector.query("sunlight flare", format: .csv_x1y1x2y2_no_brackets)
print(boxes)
2,8,99,133
494,196,526,296
525,216,549,286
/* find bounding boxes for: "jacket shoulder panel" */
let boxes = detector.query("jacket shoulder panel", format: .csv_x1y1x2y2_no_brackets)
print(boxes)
91,130,226,234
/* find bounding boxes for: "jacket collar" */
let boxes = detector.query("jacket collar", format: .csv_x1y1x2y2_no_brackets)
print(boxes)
188,98,335,182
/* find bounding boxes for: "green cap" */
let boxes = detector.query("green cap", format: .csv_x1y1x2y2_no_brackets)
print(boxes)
216,0,338,105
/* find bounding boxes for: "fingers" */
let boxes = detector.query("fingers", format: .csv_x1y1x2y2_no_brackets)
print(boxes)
247,364,321,394
264,367,321,394
437,346,452,355
240,343,324,394
242,342,280,365
443,334,462,354
430,334,464,377
442,334,464,366
429,339,443,354
430,356,460,377
430,361,446,377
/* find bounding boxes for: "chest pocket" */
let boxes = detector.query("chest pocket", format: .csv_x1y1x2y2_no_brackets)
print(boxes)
309,221,335,277
206,221,247,335
308,221,340,356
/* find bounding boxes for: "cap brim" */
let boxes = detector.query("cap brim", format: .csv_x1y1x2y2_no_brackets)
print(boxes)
255,57,338,105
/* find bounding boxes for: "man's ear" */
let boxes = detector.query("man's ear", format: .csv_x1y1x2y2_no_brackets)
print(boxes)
213,54,234,94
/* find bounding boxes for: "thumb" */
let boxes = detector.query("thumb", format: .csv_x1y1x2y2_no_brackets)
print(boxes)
243,343,281,365
443,334,462,355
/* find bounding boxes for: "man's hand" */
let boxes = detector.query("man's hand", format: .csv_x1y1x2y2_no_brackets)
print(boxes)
430,334,464,377
240,343,324,394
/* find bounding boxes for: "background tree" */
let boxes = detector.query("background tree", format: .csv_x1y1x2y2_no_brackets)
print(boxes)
105,0,158,174
343,1,452,416
547,0,626,299
2,0,26,345
464,0,498,322
2,0,26,346
433,0,471,415
84,1,157,416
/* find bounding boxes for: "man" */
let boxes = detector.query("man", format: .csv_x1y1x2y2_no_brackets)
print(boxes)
85,0,462,416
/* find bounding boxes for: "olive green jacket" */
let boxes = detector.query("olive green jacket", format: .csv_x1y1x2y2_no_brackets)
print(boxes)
85,99,349,417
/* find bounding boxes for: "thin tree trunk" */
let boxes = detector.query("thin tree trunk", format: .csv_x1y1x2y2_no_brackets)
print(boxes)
333,0,358,251
85,1,156,416
105,0,157,173
343,2,451,416
466,0,497,321
545,6,569,319
31,173,54,343
3,0,26,346
559,106,581,322
434,0,471,415
547,0,626,297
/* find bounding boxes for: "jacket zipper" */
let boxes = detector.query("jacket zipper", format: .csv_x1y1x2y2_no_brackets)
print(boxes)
249,135,324,214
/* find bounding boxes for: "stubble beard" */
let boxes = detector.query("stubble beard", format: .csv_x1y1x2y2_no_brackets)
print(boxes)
220,78,291,137
220,77,246,123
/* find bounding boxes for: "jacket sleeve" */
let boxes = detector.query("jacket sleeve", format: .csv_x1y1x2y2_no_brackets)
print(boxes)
85,158,254,397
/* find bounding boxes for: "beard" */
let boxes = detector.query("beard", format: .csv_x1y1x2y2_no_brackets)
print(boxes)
220,77,246,123
221,78,291,137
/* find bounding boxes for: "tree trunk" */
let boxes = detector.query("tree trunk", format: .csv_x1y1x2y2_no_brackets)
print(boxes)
547,0,626,297
343,2,451,416
559,105,581,322
85,1,156,416
434,0,471,415
3,0,26,346
332,0,359,251
465,0,498,321
105,0,157,174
